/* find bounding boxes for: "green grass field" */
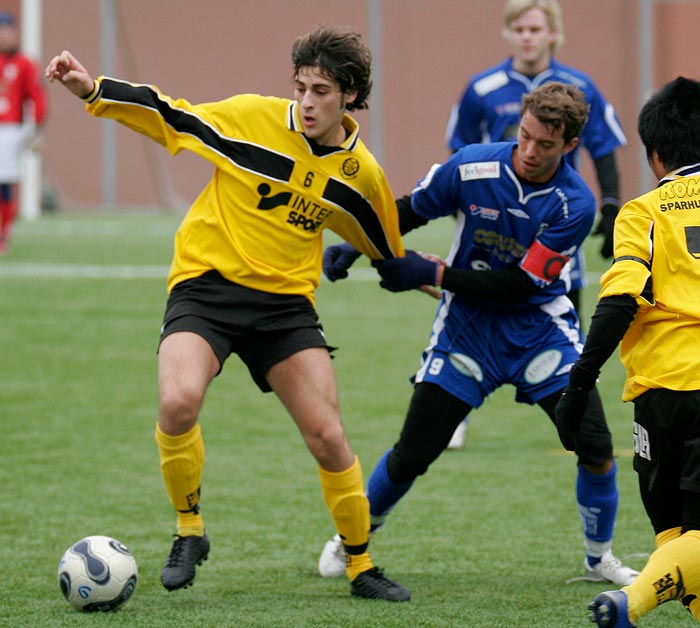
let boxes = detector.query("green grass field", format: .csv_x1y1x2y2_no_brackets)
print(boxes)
0,211,691,627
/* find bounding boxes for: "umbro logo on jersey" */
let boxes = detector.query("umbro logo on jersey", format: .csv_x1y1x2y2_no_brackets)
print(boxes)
506,207,530,219
459,161,500,181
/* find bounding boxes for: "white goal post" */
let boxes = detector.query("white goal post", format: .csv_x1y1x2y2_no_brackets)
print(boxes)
19,0,42,221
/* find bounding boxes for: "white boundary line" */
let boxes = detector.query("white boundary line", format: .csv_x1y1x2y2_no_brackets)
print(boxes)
0,263,169,279
0,263,604,283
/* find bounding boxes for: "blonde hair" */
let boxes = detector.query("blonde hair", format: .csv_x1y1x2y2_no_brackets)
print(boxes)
502,0,564,55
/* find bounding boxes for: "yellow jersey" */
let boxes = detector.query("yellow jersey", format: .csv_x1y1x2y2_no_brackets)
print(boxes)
599,164,700,400
86,77,404,304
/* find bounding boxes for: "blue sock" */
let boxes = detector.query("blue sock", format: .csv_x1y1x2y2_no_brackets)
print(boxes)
576,461,618,565
366,449,414,529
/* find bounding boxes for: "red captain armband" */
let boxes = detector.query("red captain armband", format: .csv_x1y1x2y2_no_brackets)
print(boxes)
520,240,570,283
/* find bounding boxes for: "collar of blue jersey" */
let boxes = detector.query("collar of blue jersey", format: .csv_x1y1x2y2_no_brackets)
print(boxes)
658,162,700,186
286,101,360,151
506,56,560,82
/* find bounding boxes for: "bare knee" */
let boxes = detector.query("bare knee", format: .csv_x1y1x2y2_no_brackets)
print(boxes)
306,421,354,471
159,382,203,435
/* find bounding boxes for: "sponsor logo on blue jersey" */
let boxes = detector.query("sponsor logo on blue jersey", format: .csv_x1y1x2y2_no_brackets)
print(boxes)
469,204,500,220
459,161,500,181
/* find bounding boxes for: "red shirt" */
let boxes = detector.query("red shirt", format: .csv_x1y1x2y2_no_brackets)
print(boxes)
0,50,47,124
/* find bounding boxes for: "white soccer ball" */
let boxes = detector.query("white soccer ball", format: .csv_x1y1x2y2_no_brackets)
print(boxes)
57,535,138,612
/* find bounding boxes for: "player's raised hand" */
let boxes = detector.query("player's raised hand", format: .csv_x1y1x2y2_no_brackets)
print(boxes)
45,50,95,98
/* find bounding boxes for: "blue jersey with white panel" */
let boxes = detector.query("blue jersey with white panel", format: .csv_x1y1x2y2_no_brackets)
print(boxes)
445,57,627,164
410,141,596,406
412,141,596,306
445,59,626,293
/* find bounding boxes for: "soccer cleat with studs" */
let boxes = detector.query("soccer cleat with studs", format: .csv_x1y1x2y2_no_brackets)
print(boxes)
588,590,637,627
350,566,411,601
160,533,210,591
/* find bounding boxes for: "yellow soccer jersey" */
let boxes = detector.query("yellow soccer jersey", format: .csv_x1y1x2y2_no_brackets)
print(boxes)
599,164,700,400
85,77,404,304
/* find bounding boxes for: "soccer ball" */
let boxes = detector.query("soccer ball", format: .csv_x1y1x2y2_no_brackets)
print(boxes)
57,535,138,612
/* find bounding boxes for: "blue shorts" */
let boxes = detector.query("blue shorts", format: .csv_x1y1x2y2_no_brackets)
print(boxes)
414,295,582,408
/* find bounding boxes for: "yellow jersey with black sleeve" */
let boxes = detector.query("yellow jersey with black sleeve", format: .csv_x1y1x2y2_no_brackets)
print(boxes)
599,164,700,400
84,77,404,304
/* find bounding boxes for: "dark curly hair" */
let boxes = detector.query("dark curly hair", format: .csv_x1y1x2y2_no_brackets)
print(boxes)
291,25,372,111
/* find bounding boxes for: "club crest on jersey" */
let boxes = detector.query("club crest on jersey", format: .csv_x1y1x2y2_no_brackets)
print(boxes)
340,157,360,179
459,161,500,181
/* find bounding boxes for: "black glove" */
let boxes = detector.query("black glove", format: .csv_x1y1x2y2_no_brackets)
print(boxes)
593,203,618,260
322,243,361,282
371,250,438,292
554,385,590,451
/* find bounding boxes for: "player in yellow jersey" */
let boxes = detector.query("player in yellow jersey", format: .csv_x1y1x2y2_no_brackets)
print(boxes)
555,77,700,626
45,25,410,601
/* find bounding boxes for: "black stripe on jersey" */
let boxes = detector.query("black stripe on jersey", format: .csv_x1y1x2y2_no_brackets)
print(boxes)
287,102,299,132
101,78,294,183
323,178,395,258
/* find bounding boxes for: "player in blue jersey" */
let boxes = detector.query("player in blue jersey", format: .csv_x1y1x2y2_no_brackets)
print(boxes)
444,0,627,449
446,0,626,311
319,82,638,588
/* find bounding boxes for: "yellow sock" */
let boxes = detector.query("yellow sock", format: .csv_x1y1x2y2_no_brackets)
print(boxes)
318,456,373,581
624,529,700,623
656,526,682,548
155,423,205,537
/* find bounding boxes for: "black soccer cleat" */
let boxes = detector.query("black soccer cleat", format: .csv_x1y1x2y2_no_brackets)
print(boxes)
350,567,411,601
160,534,210,591
588,590,637,627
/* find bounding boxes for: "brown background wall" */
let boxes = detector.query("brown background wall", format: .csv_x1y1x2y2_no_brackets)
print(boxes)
2,0,700,210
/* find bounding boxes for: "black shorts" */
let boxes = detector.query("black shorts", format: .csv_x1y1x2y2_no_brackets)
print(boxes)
633,389,700,532
160,271,332,392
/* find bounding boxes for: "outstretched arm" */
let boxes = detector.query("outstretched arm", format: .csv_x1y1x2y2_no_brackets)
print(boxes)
372,251,538,303
45,50,95,99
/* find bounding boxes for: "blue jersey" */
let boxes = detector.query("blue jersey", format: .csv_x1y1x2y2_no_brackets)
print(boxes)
410,142,595,407
445,57,627,166
412,142,596,305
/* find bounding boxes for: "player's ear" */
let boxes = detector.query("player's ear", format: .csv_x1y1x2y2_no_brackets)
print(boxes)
648,150,667,179
561,136,579,156
344,90,358,108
